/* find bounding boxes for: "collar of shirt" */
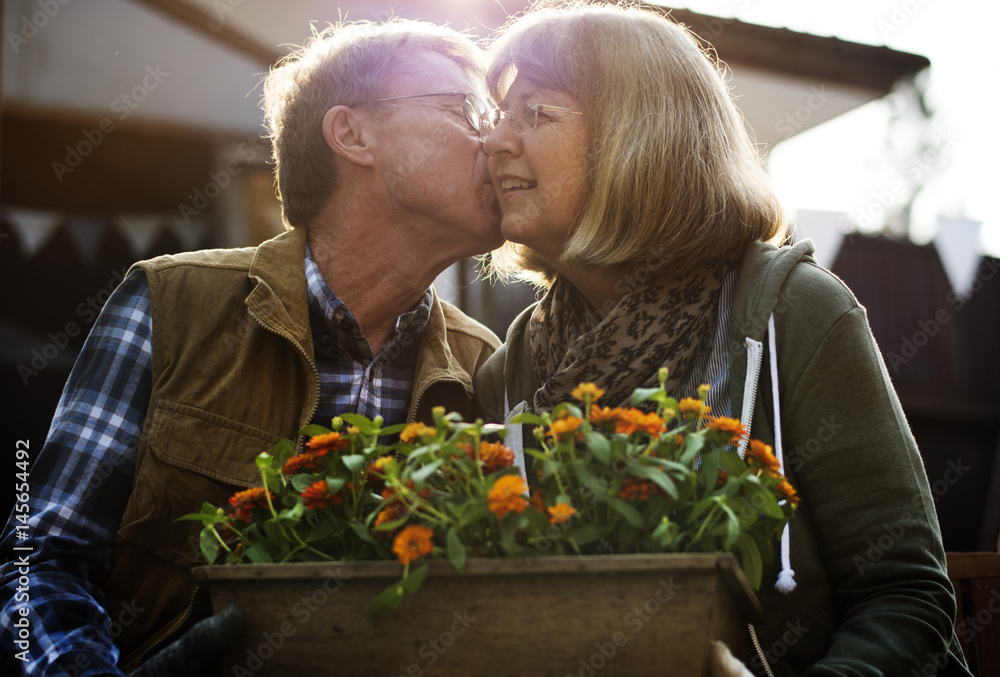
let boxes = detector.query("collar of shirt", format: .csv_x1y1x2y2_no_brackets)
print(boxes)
303,244,433,363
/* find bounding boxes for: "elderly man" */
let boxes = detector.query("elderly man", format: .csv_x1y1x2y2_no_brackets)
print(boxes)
1,19,501,676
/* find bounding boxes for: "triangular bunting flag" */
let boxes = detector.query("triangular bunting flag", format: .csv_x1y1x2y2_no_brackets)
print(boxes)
4,208,63,257
66,217,107,266
934,216,981,298
116,214,167,258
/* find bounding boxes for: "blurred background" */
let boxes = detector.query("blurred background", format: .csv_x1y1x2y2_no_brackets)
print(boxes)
2,0,997,555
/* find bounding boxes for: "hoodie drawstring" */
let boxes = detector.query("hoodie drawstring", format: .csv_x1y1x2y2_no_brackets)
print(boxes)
767,313,796,593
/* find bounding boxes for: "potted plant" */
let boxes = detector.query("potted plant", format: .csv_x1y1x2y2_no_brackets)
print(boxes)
186,369,796,676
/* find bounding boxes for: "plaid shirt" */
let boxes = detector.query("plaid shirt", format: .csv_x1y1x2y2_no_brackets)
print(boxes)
0,251,430,676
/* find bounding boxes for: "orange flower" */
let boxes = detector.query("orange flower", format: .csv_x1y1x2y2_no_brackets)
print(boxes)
678,397,710,420
488,475,529,519
590,405,624,426
775,478,800,506
548,416,583,439
400,422,436,443
619,477,656,501
227,487,273,523
614,409,664,436
470,441,515,474
571,383,605,402
374,502,407,530
530,488,546,513
706,417,747,445
392,524,435,565
306,432,350,454
547,503,576,525
301,480,341,510
282,452,324,476
746,439,781,477
367,455,394,477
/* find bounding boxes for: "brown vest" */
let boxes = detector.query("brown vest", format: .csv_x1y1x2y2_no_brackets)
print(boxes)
106,228,499,669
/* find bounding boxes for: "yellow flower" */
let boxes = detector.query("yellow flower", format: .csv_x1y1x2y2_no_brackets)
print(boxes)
746,439,781,477
547,503,576,525
392,524,434,565
706,416,747,445
775,478,800,507
400,422,436,443
697,383,711,400
548,416,583,439
678,397,711,420
488,475,529,519
471,441,515,474
347,425,361,435
571,383,605,402
614,409,664,436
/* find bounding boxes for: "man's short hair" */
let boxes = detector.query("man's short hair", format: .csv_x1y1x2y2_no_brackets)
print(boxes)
484,2,788,285
262,19,484,229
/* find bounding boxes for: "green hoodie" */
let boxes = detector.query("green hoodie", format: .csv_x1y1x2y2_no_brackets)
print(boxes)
474,240,968,676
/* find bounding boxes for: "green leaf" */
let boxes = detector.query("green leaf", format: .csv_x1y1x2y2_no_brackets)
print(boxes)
341,413,378,435
341,455,366,473
366,580,407,621
742,481,786,520
291,473,319,492
199,527,220,563
510,412,545,426
627,463,678,499
736,532,763,590
565,524,608,548
679,435,705,465
378,423,407,438
584,432,611,464
630,387,665,406
245,541,274,564
650,517,679,550
402,564,429,593
411,458,445,484
298,424,331,438
719,501,740,550
270,437,293,462
446,528,467,573
700,448,721,491
608,497,644,528
720,450,749,477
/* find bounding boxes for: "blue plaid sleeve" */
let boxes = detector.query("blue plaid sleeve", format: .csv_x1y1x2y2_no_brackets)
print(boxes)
1,270,153,677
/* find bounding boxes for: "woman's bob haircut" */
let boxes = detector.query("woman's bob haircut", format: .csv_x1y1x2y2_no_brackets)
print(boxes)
485,1,788,285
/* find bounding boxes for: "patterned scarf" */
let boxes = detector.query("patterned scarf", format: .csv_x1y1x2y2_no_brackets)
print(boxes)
529,258,735,411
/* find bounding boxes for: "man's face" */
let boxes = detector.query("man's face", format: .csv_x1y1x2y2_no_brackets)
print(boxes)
369,50,503,258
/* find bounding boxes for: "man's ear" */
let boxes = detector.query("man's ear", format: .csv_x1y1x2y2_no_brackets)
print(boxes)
322,105,376,167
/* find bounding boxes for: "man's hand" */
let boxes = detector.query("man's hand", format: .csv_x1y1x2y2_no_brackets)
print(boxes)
129,605,245,677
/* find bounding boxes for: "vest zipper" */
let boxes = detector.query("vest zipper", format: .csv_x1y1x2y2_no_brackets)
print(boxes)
247,308,321,452
738,337,764,457
123,585,201,671
748,623,776,677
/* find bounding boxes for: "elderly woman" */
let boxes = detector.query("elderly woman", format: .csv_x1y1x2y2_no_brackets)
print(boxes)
473,3,967,676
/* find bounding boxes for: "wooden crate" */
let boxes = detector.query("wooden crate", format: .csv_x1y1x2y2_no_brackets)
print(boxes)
192,553,761,676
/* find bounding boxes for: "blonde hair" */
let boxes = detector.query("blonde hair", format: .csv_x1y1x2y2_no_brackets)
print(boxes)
485,1,788,285
262,19,483,228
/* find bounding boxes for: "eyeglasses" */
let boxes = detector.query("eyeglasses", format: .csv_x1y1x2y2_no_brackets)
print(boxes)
373,91,492,141
484,104,584,136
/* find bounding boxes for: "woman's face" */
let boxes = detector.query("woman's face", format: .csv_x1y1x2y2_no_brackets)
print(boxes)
484,74,590,265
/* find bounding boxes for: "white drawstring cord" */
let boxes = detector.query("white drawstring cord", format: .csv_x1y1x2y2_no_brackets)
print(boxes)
768,314,796,593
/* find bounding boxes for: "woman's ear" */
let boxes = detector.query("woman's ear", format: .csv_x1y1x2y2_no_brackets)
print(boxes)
322,105,376,166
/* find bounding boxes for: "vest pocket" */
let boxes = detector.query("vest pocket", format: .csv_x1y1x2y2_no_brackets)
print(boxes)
118,399,282,567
